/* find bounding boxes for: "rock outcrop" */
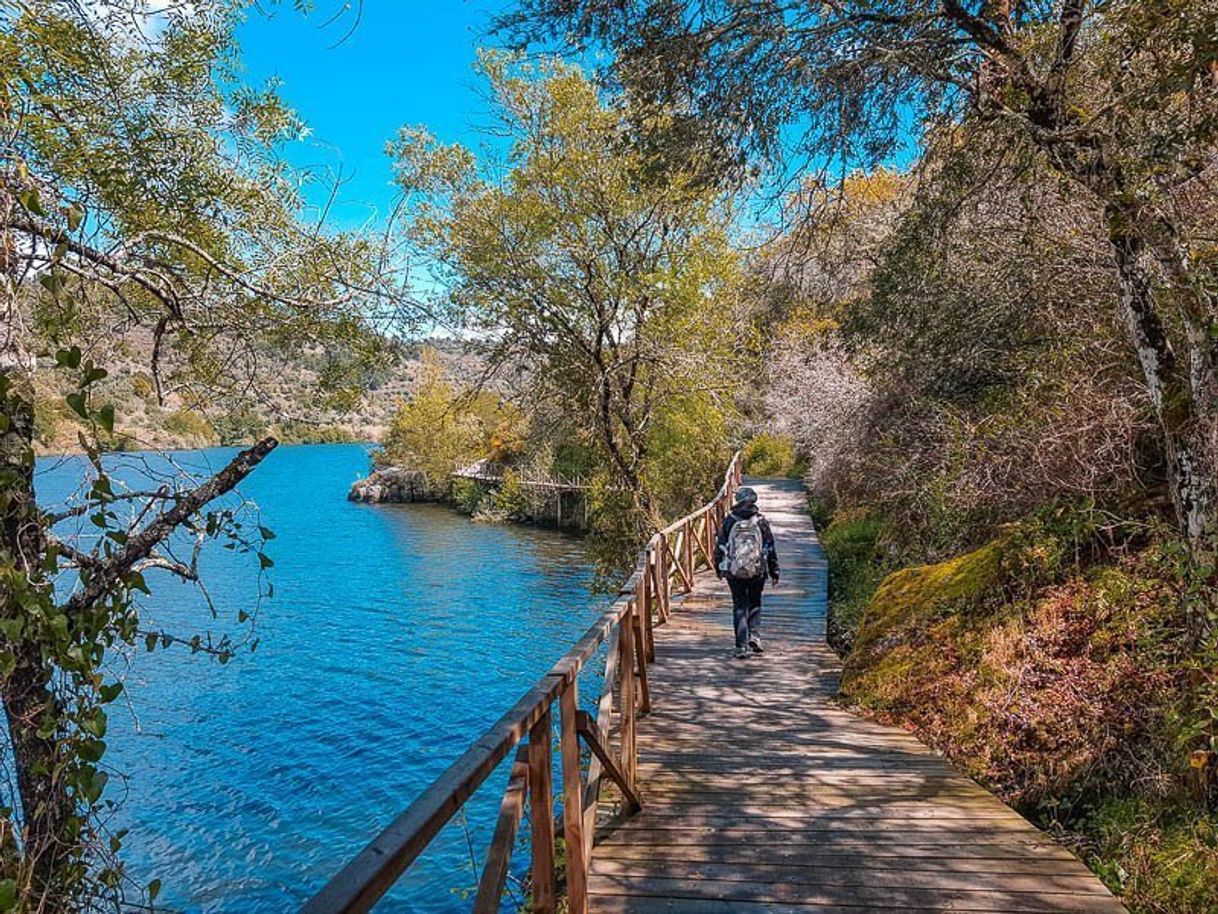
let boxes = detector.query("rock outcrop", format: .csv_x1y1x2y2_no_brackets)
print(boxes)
348,466,431,503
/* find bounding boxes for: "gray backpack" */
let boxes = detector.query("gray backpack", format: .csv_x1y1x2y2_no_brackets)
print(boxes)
724,514,764,579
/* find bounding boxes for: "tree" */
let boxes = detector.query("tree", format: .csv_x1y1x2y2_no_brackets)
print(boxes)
504,0,1218,553
1,1,407,906
392,53,745,522
380,348,526,491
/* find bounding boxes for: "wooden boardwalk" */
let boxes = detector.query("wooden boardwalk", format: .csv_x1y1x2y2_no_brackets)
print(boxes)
588,479,1125,914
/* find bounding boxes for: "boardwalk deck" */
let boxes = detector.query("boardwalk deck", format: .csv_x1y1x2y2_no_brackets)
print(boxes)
589,479,1125,914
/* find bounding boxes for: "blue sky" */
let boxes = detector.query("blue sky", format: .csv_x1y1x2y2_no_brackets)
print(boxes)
236,1,510,228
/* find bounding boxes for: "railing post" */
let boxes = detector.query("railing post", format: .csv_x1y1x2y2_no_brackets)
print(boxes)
683,519,693,592
527,708,556,914
657,537,670,621
643,547,656,661
558,684,589,914
620,601,638,788
630,576,652,714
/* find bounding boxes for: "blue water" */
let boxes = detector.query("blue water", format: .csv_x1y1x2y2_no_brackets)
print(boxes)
33,443,604,912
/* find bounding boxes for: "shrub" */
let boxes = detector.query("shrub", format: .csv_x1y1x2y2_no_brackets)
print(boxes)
273,421,356,445
451,478,491,516
162,408,214,443
743,432,805,479
820,509,893,652
493,470,532,520
131,373,155,400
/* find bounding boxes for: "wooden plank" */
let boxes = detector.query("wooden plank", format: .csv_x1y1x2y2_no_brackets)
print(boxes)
577,710,641,814
585,479,1124,914
472,746,529,914
559,685,589,914
587,874,1123,912
589,859,1116,896
528,708,557,914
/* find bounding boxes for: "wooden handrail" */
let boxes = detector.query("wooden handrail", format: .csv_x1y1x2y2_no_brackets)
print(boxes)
301,451,743,914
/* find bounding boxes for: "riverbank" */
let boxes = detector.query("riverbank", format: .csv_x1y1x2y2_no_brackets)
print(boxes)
349,463,592,532
821,506,1218,912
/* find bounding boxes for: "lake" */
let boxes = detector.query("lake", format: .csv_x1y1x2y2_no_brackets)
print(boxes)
33,443,605,912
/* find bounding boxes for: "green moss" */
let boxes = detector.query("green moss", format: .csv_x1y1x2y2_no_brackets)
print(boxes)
851,536,1005,658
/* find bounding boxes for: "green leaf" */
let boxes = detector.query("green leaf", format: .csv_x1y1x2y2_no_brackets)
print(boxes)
0,877,17,911
148,879,162,904
258,552,274,569
145,632,159,652
67,202,85,231
82,710,107,738
79,737,106,762
66,391,88,419
259,525,276,541
17,187,44,216
99,682,124,703
55,347,82,369
237,610,249,623
82,365,108,387
128,571,151,595
97,404,115,434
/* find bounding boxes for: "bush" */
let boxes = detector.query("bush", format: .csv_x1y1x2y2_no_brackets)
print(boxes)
492,470,532,520
131,373,155,400
743,433,805,479
273,421,356,445
820,509,893,652
162,408,214,443
213,406,265,446
451,478,491,516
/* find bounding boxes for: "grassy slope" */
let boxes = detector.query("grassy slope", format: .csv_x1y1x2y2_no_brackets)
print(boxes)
826,515,1218,913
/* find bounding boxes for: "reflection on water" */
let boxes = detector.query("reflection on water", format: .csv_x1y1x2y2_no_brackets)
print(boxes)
34,443,605,912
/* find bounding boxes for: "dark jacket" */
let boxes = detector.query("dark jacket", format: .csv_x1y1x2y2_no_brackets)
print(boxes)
714,504,780,580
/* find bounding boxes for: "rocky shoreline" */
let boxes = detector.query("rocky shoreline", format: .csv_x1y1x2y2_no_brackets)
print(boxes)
347,466,433,503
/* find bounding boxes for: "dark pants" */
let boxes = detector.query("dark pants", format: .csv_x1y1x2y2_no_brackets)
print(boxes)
727,575,765,649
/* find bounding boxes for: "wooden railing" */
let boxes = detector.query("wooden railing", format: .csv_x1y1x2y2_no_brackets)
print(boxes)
301,452,743,914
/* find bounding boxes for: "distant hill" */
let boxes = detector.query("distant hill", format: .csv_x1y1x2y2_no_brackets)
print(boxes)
32,330,484,455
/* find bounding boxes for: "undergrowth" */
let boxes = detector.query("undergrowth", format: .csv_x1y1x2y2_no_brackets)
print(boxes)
825,504,1218,912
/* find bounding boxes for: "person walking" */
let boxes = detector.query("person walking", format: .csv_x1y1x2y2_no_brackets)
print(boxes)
715,485,780,659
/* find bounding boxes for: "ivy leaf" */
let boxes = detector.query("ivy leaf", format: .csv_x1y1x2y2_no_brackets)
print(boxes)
99,682,124,703
55,347,82,369
82,365,108,387
66,391,88,419
258,525,276,541
127,572,151,596
257,552,274,569
97,404,115,434
144,632,158,652
0,877,16,911
148,879,162,904
82,710,107,739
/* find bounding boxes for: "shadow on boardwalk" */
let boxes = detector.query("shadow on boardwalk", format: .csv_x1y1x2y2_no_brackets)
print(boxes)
589,478,1126,914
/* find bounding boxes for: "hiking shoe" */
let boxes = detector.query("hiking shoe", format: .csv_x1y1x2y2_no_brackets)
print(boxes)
732,647,750,660
749,637,765,654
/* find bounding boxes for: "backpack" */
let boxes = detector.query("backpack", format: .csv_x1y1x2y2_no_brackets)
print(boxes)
724,514,765,579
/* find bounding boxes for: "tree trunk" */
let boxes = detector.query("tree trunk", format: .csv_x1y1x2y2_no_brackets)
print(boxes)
1105,205,1214,551
2,187,73,905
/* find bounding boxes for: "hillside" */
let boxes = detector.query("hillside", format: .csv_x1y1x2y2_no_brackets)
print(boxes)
31,327,483,454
